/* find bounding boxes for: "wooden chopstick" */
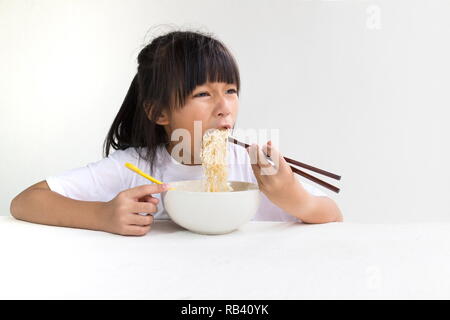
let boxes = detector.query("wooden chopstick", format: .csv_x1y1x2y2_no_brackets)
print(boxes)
283,157,341,180
290,167,340,193
228,137,341,193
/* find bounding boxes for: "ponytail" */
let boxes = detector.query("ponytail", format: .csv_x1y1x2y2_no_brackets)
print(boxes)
103,74,140,155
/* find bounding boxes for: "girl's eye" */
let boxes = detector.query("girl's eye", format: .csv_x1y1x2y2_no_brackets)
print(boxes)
194,92,209,98
193,89,237,98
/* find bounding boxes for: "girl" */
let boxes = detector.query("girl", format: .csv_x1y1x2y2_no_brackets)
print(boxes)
10,30,342,236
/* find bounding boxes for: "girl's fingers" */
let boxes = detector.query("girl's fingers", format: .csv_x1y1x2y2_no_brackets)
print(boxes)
247,144,271,168
124,183,169,199
263,140,291,174
139,195,152,202
247,143,277,178
126,224,152,236
264,140,273,157
256,143,278,176
262,141,284,167
132,202,157,215
128,212,154,226
138,195,159,205
246,145,262,183
257,145,273,168
262,141,277,160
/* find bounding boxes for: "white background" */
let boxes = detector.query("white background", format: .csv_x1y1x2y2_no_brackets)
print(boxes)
1,0,449,223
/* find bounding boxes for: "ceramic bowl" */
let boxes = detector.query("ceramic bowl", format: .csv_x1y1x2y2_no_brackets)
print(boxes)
162,180,260,235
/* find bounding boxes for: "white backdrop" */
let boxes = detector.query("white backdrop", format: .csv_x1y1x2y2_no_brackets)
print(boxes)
1,0,449,223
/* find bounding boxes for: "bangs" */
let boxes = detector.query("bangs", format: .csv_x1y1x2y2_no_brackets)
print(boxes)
159,32,241,109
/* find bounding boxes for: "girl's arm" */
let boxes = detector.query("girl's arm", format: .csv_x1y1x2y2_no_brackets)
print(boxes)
276,181,344,224
247,142,343,224
10,180,106,231
10,180,169,235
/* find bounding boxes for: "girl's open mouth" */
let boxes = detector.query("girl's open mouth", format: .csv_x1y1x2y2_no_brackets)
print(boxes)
216,123,232,130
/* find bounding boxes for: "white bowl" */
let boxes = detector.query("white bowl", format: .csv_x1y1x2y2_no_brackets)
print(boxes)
162,180,261,235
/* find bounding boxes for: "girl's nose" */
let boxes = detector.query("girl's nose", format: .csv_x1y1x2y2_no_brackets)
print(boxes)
217,109,231,117
215,97,232,118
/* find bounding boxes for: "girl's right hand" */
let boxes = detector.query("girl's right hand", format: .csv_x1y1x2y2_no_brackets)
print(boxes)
100,183,169,236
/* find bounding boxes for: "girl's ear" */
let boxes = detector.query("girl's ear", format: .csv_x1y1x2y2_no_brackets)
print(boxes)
145,103,170,125
155,110,170,126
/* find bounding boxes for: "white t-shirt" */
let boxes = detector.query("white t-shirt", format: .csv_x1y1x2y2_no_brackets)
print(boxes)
46,143,328,222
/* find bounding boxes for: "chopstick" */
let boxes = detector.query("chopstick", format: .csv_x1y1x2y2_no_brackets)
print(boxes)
228,136,341,193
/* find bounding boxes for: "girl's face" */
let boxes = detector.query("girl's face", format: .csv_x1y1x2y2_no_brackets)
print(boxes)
160,81,239,164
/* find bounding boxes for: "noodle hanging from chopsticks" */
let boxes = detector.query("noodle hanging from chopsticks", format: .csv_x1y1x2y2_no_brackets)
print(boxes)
200,129,232,192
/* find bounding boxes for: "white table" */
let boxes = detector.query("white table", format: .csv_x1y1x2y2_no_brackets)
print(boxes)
1,216,449,299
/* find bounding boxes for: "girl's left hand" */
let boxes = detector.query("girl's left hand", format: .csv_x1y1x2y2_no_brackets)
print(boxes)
246,141,311,212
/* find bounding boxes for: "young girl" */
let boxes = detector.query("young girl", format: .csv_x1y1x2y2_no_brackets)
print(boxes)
10,30,342,236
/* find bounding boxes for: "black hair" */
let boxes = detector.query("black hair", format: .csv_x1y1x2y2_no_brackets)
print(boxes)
103,30,240,171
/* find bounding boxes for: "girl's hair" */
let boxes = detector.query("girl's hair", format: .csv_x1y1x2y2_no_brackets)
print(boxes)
103,30,240,170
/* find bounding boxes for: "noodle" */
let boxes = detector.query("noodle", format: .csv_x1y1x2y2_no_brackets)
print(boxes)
200,129,233,192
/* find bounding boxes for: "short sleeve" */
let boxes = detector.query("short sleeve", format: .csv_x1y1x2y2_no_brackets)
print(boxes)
46,150,129,202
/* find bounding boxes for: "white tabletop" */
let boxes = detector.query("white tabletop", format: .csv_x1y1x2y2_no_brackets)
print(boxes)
1,216,449,299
